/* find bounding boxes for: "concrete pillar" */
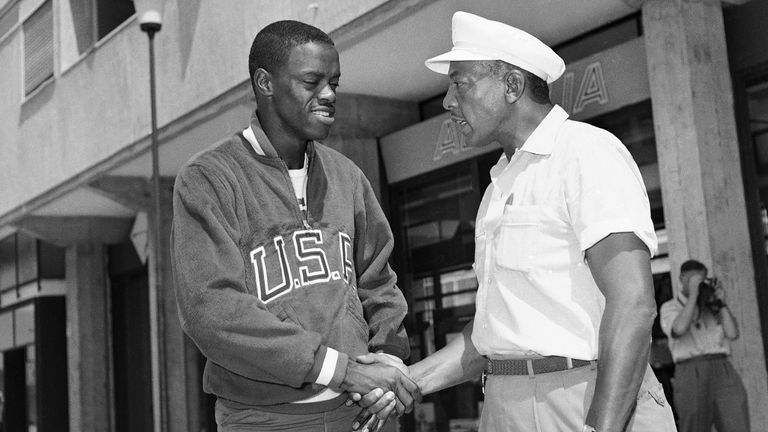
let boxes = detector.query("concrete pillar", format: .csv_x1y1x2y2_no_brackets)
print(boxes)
65,242,111,432
15,216,132,432
642,0,768,429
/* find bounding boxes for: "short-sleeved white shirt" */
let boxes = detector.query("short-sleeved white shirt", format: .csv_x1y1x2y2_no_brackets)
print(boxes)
471,105,657,360
659,297,730,363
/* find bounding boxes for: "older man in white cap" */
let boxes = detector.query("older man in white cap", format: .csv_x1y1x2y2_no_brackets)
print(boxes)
351,11,677,432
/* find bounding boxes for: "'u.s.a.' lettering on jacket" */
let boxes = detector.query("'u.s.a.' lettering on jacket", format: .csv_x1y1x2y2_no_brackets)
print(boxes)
250,228,355,304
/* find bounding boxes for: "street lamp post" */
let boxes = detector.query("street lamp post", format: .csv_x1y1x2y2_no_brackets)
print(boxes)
135,1,166,431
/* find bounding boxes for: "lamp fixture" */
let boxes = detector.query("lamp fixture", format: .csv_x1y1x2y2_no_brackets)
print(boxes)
134,0,165,33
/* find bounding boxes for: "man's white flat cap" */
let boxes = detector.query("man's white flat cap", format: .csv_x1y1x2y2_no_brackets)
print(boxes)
425,11,565,84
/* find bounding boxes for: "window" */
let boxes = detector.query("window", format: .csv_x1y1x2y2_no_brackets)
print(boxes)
66,0,135,57
0,311,12,350
0,0,19,40
23,0,53,95
747,80,768,175
60,0,136,70
0,233,65,307
98,0,134,40
0,235,17,293
16,234,38,286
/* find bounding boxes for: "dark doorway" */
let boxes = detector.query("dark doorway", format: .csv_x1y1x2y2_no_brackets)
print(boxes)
2,347,27,432
109,241,153,432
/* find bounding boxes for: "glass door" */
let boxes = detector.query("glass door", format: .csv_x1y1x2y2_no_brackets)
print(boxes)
390,151,499,432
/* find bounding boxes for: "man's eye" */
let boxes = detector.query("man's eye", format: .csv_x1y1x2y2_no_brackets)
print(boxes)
304,80,319,86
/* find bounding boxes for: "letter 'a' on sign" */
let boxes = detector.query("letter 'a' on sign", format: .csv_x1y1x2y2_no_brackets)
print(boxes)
560,72,575,114
572,62,608,113
434,119,473,161
434,119,459,161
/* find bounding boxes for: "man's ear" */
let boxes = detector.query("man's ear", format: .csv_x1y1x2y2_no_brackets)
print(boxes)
503,69,525,103
253,68,273,97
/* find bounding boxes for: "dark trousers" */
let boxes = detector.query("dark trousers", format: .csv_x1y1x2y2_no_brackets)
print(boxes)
673,355,749,432
215,398,396,432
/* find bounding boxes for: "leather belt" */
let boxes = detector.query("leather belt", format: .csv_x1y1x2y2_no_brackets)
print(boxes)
676,353,728,365
486,356,594,376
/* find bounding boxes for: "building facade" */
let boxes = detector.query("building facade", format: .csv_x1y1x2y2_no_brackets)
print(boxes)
0,0,767,431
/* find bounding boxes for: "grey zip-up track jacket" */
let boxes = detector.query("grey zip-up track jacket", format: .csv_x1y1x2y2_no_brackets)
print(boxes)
171,113,409,412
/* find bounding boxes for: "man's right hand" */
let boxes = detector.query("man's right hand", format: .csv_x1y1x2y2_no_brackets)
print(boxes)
687,273,702,299
340,358,421,414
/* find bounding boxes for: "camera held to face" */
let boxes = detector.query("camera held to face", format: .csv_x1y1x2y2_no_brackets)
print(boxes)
697,277,725,314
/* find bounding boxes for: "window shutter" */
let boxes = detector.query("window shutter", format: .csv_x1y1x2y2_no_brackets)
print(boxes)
23,0,53,95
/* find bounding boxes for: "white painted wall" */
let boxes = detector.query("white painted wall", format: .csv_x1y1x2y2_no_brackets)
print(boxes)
0,0,389,217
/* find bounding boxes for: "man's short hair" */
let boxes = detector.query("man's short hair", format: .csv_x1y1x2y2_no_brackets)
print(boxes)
485,60,551,104
680,259,707,274
248,20,335,96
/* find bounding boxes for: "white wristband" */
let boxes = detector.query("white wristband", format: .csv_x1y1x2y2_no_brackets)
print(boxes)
315,348,338,386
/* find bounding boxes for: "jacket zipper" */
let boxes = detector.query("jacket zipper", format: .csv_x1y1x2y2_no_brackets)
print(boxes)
278,156,312,230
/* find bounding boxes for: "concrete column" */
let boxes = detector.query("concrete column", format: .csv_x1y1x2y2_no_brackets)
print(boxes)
66,242,111,432
642,0,768,429
16,216,131,432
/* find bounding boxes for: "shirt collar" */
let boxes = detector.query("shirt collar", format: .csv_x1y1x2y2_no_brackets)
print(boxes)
519,104,569,156
489,153,508,180
488,104,569,179
243,125,264,156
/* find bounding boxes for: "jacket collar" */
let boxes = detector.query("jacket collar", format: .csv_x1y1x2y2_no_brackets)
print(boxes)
248,110,316,161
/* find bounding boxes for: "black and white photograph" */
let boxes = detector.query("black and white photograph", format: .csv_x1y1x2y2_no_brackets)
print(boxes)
1,1,767,431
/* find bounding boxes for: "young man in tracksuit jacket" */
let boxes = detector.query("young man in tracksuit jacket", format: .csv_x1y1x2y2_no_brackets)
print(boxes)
171,20,419,431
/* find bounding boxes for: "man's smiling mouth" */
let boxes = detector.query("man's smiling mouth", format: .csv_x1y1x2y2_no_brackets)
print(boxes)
311,108,335,124
311,110,333,117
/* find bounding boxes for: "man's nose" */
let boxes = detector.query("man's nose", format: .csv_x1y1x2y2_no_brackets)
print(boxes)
319,84,336,103
443,87,456,110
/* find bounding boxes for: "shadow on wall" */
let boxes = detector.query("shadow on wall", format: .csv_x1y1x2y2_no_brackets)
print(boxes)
19,79,55,125
177,0,202,80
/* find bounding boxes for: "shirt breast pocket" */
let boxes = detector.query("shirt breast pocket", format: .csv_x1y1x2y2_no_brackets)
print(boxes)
495,205,543,273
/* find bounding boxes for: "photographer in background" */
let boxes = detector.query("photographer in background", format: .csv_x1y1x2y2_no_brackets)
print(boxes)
660,259,749,432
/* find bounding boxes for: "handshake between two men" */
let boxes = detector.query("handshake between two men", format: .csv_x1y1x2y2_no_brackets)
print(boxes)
341,352,418,432
340,322,487,432
341,353,421,432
